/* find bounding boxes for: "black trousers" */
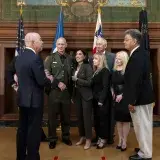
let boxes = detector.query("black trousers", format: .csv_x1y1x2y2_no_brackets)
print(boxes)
93,99,108,139
74,89,92,139
107,105,115,141
16,107,43,160
48,90,71,141
41,127,46,140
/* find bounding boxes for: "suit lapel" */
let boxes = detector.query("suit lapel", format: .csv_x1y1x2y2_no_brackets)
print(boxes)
125,48,140,73
77,64,84,78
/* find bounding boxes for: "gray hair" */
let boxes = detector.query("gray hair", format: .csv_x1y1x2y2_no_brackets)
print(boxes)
125,29,142,45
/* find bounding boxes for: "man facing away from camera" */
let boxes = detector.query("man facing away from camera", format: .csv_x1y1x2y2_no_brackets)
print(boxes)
15,32,54,160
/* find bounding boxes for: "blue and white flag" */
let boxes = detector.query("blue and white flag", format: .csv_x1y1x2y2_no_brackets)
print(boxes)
52,9,64,53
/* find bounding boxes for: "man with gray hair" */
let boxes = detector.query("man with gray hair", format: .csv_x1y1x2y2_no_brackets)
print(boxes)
123,29,154,160
15,32,53,160
44,37,73,149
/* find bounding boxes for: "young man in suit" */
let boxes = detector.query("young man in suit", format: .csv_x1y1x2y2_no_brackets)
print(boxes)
44,37,73,149
15,32,53,160
90,37,115,145
123,29,154,160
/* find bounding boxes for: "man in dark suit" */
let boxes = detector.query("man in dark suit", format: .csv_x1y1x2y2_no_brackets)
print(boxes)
15,32,53,160
123,29,154,160
44,37,73,149
90,37,115,145
7,56,47,142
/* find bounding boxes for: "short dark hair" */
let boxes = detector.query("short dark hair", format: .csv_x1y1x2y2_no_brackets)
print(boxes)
125,29,142,45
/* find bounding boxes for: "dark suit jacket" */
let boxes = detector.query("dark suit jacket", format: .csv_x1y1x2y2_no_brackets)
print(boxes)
105,51,116,72
15,48,51,108
73,63,93,101
92,67,111,105
123,47,154,106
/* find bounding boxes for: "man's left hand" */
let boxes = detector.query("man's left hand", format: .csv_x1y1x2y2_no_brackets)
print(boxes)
128,104,136,113
12,83,18,92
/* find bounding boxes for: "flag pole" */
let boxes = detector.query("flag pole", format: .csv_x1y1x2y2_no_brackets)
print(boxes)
16,0,25,56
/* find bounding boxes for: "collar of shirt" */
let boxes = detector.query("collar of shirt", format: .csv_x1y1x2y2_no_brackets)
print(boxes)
130,45,140,57
26,47,36,54
58,53,67,59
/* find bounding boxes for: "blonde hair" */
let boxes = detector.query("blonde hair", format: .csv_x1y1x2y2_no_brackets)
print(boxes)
113,51,129,74
93,53,108,71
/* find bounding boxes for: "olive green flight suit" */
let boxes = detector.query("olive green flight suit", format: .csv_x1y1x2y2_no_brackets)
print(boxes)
44,52,73,141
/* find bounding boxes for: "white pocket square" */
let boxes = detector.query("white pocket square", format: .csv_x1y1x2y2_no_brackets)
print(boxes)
52,61,57,64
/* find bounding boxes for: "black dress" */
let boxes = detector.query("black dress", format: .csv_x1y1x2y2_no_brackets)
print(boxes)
112,70,131,122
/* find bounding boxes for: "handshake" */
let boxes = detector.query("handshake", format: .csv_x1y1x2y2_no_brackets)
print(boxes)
45,69,54,83
45,69,66,91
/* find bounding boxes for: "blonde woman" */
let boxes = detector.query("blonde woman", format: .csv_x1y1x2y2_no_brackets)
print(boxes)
92,53,111,149
112,51,131,151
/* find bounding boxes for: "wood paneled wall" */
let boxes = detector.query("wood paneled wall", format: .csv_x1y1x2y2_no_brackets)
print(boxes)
0,22,160,119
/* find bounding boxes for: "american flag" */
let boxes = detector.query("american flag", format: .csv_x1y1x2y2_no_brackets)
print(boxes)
15,12,25,56
92,8,103,54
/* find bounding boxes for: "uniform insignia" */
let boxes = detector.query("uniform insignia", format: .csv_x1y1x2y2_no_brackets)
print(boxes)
44,56,50,62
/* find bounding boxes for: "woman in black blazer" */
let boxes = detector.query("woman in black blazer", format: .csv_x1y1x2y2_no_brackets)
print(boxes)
72,50,93,150
92,53,111,149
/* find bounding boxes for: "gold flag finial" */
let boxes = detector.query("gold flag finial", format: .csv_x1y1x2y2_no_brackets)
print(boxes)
17,0,26,15
20,5,23,15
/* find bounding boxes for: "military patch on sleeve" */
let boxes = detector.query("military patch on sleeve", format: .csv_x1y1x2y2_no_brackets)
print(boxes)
44,56,50,62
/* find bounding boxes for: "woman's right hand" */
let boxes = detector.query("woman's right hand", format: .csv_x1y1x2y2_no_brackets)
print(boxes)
115,94,123,103
71,99,74,104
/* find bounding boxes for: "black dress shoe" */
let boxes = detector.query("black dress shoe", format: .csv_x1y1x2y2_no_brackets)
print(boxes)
49,141,56,149
62,139,72,146
121,147,127,151
129,154,152,160
134,148,140,153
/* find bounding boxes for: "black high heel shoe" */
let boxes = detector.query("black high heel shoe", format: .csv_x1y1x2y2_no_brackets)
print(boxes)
121,146,127,151
116,145,121,149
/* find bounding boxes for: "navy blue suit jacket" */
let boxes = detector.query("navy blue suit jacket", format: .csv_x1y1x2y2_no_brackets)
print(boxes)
15,48,50,108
